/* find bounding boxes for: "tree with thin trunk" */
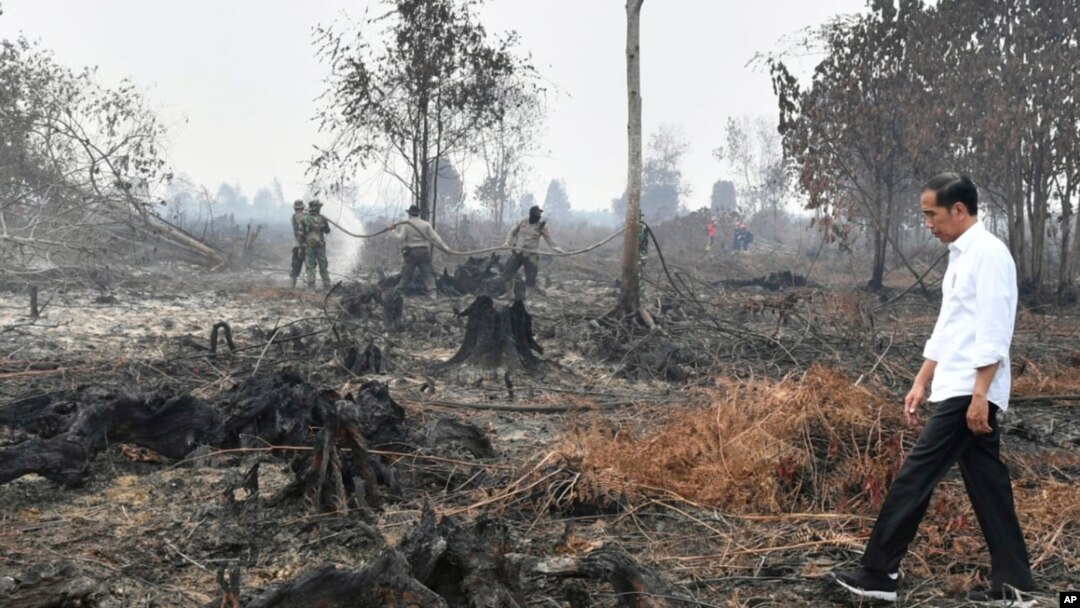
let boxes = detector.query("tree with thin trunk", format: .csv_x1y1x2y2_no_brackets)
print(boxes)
619,0,645,317
311,0,533,221
770,2,932,293
474,75,544,229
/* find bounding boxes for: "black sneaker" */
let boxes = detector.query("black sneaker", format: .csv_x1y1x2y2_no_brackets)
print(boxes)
967,587,1037,607
833,568,899,602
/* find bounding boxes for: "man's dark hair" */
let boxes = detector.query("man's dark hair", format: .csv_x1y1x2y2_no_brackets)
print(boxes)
922,173,978,215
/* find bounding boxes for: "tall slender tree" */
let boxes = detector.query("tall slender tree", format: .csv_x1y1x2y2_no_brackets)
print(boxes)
620,0,645,317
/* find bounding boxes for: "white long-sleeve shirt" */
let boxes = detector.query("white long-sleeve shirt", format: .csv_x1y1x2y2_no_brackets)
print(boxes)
922,220,1017,410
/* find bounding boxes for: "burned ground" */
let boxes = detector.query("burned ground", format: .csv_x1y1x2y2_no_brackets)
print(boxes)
1,241,1078,608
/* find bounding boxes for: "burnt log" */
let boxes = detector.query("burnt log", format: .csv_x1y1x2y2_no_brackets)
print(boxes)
245,552,447,608
442,296,542,373
0,436,90,487
534,546,688,608
243,507,524,608
0,388,104,438
0,392,223,487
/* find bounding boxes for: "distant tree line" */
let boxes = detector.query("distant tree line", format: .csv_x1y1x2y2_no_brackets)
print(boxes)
772,0,1080,299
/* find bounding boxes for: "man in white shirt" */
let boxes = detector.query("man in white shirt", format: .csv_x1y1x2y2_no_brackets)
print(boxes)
835,174,1034,606
393,205,450,299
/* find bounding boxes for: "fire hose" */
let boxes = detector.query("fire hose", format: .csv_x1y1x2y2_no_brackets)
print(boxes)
323,218,624,258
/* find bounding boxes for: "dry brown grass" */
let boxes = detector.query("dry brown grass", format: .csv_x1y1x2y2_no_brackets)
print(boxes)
558,365,909,515
1012,355,1080,396
546,365,1080,575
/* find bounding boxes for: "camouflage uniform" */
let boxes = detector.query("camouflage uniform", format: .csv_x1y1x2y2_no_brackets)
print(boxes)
302,204,331,289
289,202,306,288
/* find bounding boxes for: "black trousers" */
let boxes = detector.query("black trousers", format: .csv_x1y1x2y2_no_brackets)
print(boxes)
502,252,538,286
862,396,1033,590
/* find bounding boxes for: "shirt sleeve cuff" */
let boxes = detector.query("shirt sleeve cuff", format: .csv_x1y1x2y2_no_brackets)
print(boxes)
970,347,1005,368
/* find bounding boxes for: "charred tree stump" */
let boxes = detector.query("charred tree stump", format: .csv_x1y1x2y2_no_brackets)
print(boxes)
0,392,224,487
272,400,394,514
442,296,542,373
341,283,380,318
438,267,468,297
344,340,383,374
534,546,688,608
222,461,261,516
245,552,447,608
220,371,328,450
399,504,525,608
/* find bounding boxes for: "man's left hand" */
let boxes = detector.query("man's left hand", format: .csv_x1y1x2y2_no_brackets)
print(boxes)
966,396,993,435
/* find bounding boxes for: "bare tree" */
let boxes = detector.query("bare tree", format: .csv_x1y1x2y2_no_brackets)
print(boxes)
613,124,691,222
713,115,788,220
0,36,184,280
474,76,544,229
312,0,533,223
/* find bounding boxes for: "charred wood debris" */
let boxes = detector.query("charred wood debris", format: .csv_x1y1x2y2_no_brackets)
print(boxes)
2,238,1080,607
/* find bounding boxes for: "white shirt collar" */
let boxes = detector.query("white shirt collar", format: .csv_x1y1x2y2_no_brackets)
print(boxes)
948,219,984,254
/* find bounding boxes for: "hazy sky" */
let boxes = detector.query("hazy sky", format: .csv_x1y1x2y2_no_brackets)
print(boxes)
0,0,870,214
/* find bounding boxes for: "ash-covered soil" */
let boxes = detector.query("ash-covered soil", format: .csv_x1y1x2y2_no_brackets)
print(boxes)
1,252,1077,607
